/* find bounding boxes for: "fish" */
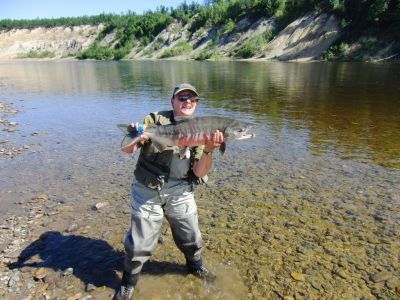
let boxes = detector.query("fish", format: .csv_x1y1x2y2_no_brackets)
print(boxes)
117,116,255,158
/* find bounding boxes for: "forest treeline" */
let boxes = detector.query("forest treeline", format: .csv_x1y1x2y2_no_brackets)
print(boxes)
1,0,399,60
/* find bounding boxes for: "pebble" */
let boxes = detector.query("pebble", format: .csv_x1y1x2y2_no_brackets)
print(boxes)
94,202,108,210
291,272,305,281
262,233,272,242
66,224,78,233
86,283,96,291
333,266,348,279
62,267,74,276
32,194,48,201
370,271,393,283
310,279,322,291
34,268,46,280
386,277,400,289
7,272,20,287
66,293,82,300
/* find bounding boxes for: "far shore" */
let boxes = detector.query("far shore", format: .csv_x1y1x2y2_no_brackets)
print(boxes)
1,57,396,63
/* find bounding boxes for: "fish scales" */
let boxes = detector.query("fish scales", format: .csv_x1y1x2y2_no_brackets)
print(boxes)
118,116,255,155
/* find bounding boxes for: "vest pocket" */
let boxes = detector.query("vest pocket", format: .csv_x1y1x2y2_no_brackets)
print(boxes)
135,159,168,189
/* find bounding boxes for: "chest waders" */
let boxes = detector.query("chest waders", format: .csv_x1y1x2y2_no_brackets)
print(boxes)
122,110,211,294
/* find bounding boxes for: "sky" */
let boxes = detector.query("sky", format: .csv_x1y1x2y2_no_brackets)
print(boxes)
0,0,200,20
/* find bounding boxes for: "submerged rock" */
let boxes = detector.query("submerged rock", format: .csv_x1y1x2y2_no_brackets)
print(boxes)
370,271,393,283
291,272,305,281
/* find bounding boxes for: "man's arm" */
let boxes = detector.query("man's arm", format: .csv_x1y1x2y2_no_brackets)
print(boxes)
192,131,224,178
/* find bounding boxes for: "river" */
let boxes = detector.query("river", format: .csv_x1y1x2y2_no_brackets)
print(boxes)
0,60,399,299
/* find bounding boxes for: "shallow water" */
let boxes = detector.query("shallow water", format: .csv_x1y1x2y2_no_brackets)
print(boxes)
0,60,399,299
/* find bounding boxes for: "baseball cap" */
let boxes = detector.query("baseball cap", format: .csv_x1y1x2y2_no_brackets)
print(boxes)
172,83,199,98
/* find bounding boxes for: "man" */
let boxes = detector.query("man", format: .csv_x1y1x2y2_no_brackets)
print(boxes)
115,83,223,300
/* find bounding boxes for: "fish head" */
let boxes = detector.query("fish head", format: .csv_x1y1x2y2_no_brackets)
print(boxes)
224,120,256,141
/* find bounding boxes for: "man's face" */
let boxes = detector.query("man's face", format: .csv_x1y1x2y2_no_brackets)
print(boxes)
171,90,199,117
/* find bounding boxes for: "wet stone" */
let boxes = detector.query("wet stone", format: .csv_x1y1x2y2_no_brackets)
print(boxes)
94,202,108,210
32,194,48,201
66,224,78,233
86,283,96,292
62,267,74,276
7,272,20,287
291,272,305,282
386,277,400,289
262,233,272,243
370,271,393,283
43,274,56,286
34,268,46,280
333,266,348,279
66,293,82,300
310,279,322,291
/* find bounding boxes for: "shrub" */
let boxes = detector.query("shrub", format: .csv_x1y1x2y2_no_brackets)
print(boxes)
76,45,114,60
159,41,193,58
235,35,268,58
360,37,380,52
194,49,214,60
322,42,349,60
224,18,236,34
17,50,56,58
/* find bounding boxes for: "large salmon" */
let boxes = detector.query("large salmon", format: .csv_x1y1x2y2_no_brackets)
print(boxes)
118,116,255,157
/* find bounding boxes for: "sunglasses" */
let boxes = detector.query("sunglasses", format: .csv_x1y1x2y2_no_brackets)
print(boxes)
176,94,199,103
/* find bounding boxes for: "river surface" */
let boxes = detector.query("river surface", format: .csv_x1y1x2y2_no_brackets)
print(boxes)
0,60,399,299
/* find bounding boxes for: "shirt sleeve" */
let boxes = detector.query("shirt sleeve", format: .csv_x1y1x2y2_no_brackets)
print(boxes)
142,114,155,125
193,145,205,160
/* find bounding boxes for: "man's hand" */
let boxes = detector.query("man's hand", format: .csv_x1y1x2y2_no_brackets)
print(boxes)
203,130,224,153
120,122,149,153
131,122,149,142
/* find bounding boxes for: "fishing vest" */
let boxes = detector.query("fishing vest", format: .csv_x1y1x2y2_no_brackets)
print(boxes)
134,111,206,189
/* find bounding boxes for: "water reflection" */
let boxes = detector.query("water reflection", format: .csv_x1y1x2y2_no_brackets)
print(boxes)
1,60,398,167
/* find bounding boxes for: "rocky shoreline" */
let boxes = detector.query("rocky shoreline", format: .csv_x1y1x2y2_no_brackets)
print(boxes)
1,101,399,299
0,102,29,158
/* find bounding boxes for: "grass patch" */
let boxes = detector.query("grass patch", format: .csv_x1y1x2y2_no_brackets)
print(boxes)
234,31,273,58
360,37,380,53
76,45,114,60
194,49,214,61
17,50,56,58
159,41,192,58
322,42,349,61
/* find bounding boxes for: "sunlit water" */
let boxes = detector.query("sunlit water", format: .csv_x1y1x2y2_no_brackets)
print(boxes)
0,60,399,215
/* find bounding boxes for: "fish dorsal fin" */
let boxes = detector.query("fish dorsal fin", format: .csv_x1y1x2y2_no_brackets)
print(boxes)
174,116,193,123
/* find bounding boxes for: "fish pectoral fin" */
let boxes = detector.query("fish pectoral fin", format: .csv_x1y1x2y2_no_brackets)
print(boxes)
179,147,191,159
219,142,226,155
121,136,141,149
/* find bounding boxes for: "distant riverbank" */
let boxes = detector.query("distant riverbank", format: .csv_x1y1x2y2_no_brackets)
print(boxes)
1,9,399,62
